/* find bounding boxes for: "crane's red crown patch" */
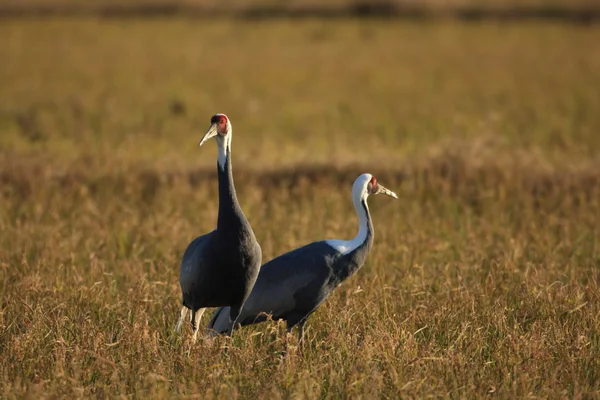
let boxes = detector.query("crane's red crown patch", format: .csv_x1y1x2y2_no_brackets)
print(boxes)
211,114,228,125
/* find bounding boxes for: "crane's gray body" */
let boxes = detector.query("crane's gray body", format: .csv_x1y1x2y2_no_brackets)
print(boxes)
180,150,262,323
208,201,373,334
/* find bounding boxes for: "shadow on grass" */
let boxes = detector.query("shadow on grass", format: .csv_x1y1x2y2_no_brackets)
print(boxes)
2,155,599,212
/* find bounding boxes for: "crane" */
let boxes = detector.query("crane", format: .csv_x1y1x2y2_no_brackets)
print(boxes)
207,173,397,344
176,114,262,342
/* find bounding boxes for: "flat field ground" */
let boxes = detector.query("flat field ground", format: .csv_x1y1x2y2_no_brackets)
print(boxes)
1,17,600,398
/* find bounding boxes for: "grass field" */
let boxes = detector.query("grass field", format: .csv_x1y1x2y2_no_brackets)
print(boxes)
1,17,600,398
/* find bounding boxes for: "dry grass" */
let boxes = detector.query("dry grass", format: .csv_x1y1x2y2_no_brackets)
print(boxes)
1,0,599,10
1,18,600,398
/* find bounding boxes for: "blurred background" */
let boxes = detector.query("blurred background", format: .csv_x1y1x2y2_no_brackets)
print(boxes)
1,0,599,398
1,0,599,172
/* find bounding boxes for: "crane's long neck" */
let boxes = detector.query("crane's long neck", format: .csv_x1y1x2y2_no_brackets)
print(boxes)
351,194,374,256
216,138,245,232
352,195,375,257
335,194,374,281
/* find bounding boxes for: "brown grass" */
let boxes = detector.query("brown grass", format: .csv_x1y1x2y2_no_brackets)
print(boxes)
1,0,599,11
1,18,600,398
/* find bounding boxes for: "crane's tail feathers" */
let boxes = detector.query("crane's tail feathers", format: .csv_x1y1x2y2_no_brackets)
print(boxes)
249,313,269,325
207,306,232,337
207,308,273,337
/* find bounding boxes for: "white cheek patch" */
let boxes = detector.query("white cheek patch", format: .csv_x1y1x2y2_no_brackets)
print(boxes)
216,132,232,171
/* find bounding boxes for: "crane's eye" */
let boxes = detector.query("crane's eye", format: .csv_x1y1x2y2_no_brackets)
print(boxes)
368,176,377,193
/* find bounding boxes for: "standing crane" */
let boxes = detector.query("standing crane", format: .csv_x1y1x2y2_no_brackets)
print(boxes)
207,173,397,343
176,113,262,342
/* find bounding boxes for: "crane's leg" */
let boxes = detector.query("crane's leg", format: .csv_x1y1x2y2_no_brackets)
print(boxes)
281,325,297,356
227,306,241,338
297,320,306,347
227,316,239,338
191,308,206,343
175,305,188,333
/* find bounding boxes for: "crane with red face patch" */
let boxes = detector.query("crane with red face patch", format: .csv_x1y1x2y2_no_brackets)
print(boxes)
176,113,262,342
207,173,397,344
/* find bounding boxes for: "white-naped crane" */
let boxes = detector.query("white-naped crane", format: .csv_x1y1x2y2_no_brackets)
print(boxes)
176,113,262,342
207,173,397,344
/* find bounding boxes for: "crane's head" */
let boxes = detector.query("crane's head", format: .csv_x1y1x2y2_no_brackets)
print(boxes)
353,173,398,202
199,113,231,147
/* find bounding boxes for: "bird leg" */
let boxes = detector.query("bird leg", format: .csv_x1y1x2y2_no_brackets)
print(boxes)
282,321,305,357
227,307,241,338
297,321,306,349
282,328,291,357
226,317,237,338
191,308,206,343
175,305,188,333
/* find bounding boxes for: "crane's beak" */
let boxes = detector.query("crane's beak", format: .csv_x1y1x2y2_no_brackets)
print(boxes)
373,183,398,199
199,123,218,147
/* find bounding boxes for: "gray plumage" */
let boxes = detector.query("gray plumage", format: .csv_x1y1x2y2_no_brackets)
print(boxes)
207,173,397,342
176,114,262,340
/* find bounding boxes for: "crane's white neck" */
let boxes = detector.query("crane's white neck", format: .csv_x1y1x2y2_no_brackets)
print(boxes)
351,194,370,249
216,131,232,171
326,181,371,255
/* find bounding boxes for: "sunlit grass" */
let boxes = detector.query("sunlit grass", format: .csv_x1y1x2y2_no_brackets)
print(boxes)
0,18,599,398
1,19,599,169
